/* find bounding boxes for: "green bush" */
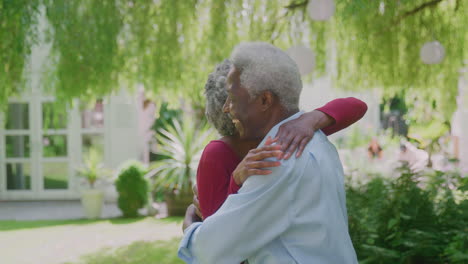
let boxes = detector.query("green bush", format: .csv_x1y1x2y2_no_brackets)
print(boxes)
115,161,149,218
347,165,468,263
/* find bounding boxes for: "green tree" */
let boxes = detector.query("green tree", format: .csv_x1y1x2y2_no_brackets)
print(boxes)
1,0,466,120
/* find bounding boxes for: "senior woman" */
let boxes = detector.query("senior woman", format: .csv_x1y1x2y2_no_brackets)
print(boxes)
186,59,367,222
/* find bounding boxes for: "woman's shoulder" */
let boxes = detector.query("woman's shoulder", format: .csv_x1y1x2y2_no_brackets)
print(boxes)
202,140,237,157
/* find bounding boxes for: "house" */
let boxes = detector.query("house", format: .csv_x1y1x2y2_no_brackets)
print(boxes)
0,90,144,201
0,9,144,201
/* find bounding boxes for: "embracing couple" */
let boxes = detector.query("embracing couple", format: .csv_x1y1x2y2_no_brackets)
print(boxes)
178,42,365,264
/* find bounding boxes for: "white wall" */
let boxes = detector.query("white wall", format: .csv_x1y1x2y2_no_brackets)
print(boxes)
103,90,141,201
0,5,142,200
455,68,468,172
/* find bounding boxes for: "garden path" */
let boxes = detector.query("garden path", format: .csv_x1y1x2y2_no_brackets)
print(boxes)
0,217,182,264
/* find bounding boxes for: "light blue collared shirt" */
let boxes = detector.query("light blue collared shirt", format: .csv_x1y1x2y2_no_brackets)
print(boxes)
178,112,358,264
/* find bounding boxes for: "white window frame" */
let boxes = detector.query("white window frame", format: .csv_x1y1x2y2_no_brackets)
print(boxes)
0,94,111,201
37,98,74,198
78,99,107,189
1,97,35,200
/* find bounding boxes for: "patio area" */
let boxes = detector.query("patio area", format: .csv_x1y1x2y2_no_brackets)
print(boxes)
0,201,181,264
0,217,182,264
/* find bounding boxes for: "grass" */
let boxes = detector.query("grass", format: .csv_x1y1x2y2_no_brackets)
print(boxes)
0,216,183,231
65,238,184,264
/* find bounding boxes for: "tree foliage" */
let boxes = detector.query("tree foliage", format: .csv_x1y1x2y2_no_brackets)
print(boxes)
1,0,466,120
0,0,40,100
44,0,123,101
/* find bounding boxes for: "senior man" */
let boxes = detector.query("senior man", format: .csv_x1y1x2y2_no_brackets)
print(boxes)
178,42,358,264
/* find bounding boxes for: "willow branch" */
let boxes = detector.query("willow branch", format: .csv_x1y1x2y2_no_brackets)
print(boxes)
286,0,447,22
376,0,447,36
268,10,292,43
392,0,445,25
285,0,308,10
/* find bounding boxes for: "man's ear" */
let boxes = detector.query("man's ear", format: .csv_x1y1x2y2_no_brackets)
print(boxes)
259,91,275,111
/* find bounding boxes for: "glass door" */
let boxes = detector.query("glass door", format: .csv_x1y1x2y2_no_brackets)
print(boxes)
40,101,70,192
0,98,78,200
80,99,105,161
1,96,108,200
0,101,36,200
4,102,32,190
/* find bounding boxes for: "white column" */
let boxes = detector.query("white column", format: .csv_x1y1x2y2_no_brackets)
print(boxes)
457,67,468,172
0,112,4,199
68,101,81,198
107,90,140,168
104,89,140,201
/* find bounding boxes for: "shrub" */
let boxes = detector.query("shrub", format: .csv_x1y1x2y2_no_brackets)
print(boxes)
115,161,149,218
347,165,468,263
151,102,182,162
147,116,215,194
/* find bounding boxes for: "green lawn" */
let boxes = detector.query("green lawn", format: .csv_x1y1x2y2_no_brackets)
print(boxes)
65,238,184,264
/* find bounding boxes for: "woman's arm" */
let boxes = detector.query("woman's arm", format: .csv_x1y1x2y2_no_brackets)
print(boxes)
317,97,368,135
226,98,367,195
275,97,367,159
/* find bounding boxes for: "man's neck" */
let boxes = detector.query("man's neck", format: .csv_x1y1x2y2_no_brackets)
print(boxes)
221,135,261,159
260,107,299,139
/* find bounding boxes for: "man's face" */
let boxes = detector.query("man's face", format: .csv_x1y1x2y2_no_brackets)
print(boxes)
223,67,264,140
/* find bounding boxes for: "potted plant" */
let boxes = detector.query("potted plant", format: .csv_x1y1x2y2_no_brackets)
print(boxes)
146,116,215,216
77,148,111,219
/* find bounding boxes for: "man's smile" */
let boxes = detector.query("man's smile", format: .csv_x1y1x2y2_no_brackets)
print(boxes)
231,118,244,136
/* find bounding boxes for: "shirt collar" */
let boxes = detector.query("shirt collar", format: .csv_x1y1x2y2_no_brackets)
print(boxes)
259,111,305,146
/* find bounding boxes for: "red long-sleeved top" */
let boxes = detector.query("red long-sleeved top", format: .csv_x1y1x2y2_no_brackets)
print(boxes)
197,97,367,219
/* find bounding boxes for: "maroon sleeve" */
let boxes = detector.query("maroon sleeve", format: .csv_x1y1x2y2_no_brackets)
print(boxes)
227,174,241,195
317,97,368,136
196,142,233,219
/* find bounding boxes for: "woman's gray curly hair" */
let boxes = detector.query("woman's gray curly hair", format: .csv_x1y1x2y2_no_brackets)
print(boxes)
204,59,236,136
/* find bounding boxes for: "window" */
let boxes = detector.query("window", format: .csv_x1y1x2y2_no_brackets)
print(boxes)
6,163,31,190
6,135,30,158
81,99,104,130
81,100,105,162
43,162,68,189
4,102,32,190
5,103,29,130
41,102,69,190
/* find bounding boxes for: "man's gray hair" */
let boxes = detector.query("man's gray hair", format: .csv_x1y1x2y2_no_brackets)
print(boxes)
230,42,303,111
204,59,236,136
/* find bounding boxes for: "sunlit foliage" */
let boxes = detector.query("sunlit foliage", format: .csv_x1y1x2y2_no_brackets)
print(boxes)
1,0,466,120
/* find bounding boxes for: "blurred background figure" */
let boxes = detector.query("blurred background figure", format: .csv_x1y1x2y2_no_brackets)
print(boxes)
138,89,156,164
81,99,105,129
368,137,383,160
398,142,429,172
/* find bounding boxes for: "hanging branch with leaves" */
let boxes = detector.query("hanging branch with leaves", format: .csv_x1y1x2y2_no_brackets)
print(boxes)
1,0,466,122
